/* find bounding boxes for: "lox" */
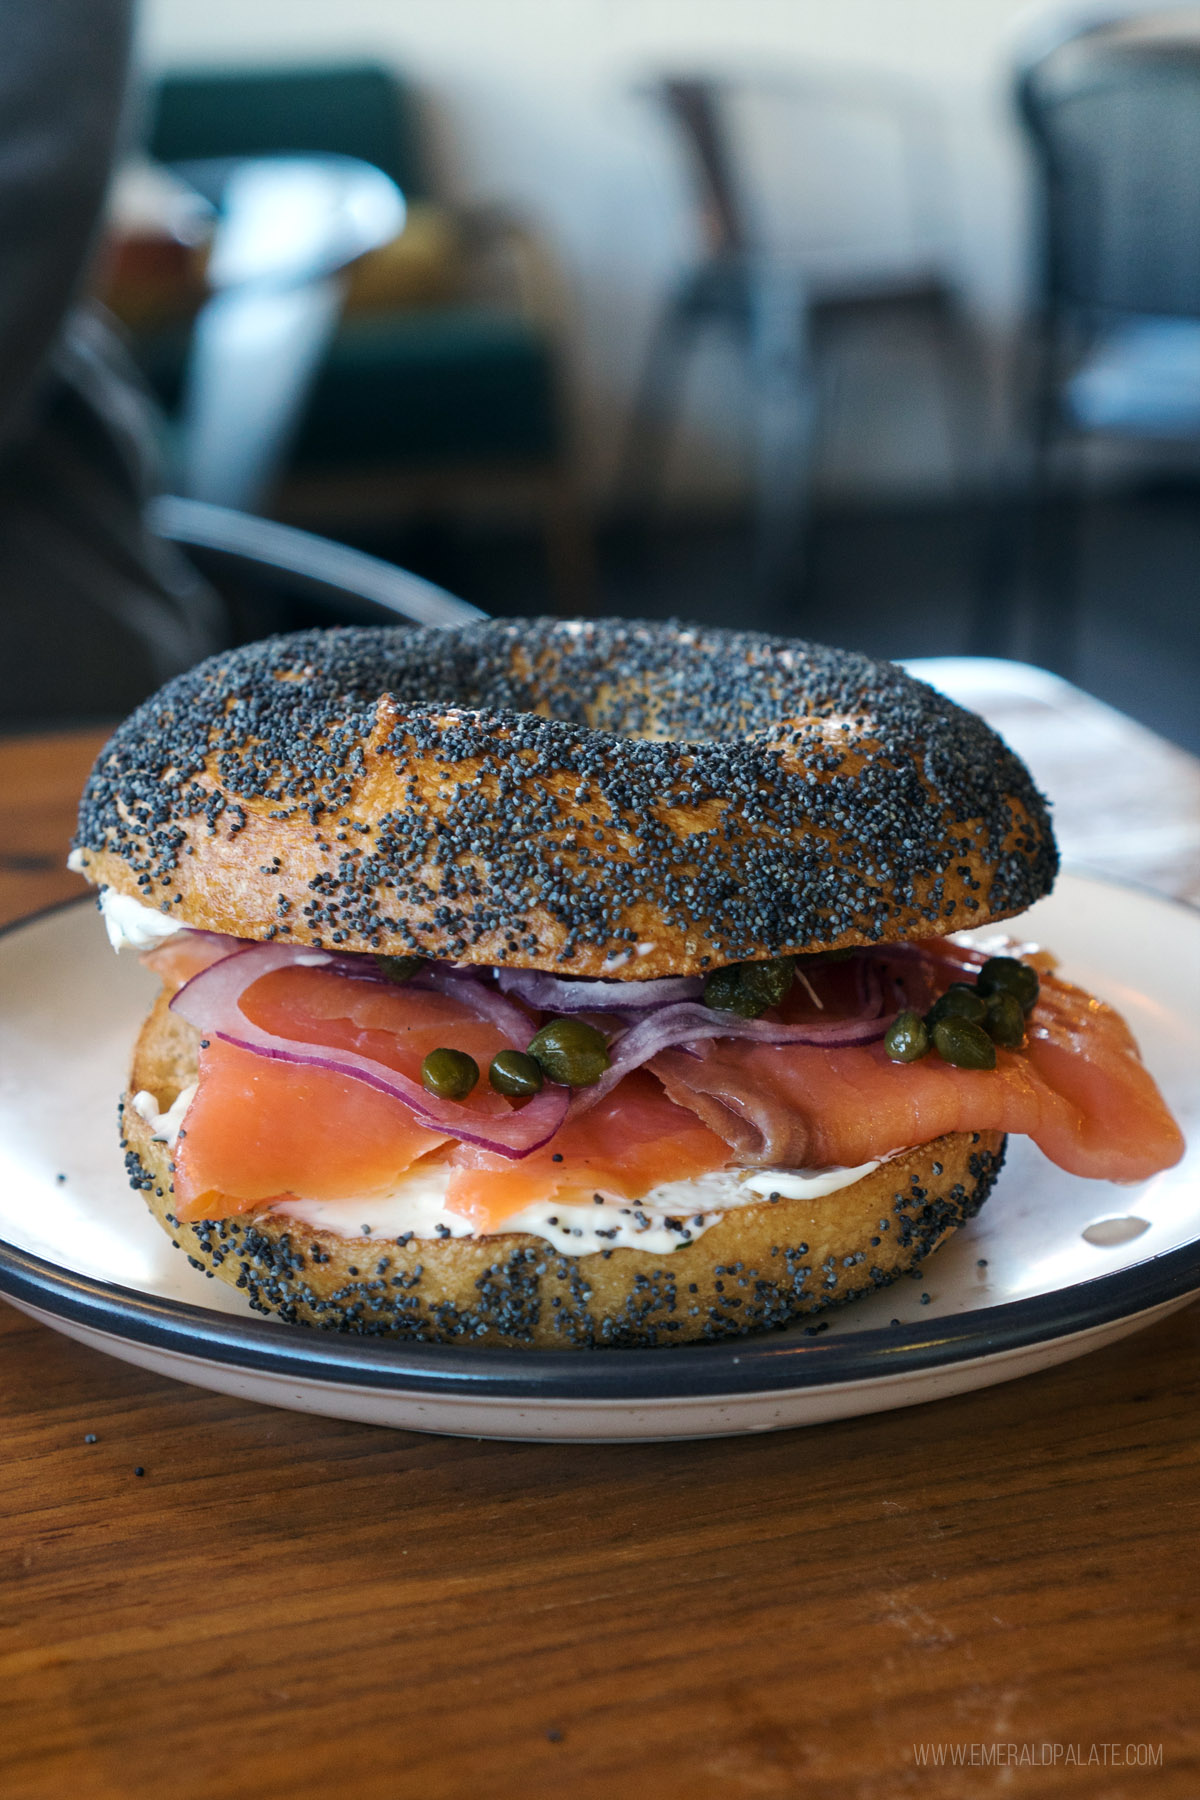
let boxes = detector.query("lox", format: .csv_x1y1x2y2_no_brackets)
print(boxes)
145,932,1183,1231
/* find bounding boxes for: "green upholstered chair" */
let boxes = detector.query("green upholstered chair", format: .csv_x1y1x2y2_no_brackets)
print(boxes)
149,64,430,197
138,64,590,606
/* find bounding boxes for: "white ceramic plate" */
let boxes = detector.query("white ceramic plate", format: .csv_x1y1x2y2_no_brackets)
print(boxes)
0,872,1197,1441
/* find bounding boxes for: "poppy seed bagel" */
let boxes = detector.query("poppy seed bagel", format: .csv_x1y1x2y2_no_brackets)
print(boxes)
73,618,1057,980
124,990,1007,1348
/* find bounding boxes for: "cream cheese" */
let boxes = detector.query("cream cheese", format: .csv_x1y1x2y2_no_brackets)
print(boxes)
99,888,186,951
740,1159,884,1200
131,1082,197,1147
271,1157,887,1257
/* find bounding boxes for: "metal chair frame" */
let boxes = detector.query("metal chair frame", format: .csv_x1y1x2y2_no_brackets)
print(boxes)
619,74,979,600
149,494,485,631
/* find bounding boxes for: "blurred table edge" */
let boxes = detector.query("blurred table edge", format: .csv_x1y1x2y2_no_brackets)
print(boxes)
906,657,1200,908
0,725,113,928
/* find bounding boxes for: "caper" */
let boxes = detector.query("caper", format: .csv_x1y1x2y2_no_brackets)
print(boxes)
703,965,762,1017
746,957,795,1007
527,1017,610,1087
932,1017,996,1070
884,1009,930,1063
983,990,1025,1049
489,1050,544,1097
375,953,424,984
703,956,794,1018
420,1047,479,1099
926,983,986,1030
976,955,1039,1014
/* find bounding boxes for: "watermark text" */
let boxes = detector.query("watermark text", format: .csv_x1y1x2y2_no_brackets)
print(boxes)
913,1743,1162,1769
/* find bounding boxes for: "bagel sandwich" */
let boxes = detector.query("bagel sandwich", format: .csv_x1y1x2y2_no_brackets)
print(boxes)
73,620,1184,1347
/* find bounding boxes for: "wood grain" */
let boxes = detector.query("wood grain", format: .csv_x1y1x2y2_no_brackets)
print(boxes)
0,728,110,928
1,724,1199,1800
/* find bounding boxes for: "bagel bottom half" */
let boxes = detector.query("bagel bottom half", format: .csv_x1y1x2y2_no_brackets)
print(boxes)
122,995,1006,1349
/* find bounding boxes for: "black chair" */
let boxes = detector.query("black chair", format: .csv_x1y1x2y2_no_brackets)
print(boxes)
619,74,980,599
1010,8,1200,669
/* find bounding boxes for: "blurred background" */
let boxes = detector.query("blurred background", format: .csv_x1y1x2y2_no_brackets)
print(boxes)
4,0,1200,751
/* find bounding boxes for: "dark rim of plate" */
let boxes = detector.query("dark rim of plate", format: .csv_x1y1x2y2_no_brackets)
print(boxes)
1,888,1197,1404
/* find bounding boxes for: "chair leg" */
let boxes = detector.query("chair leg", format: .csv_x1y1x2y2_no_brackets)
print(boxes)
614,295,700,531
746,260,816,602
1020,315,1084,676
972,322,1075,666
1029,438,1084,677
919,290,1014,659
967,480,1021,659
930,292,989,493
967,331,1023,659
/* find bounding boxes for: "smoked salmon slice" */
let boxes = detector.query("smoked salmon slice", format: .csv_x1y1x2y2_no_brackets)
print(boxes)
173,1037,449,1221
443,1071,730,1231
653,970,1184,1183
171,963,525,1220
238,965,520,1109
140,931,238,992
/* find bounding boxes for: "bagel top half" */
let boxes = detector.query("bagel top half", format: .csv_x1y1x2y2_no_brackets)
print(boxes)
73,618,1058,978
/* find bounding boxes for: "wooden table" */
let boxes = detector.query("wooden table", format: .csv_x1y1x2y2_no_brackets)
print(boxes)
2,690,1199,1800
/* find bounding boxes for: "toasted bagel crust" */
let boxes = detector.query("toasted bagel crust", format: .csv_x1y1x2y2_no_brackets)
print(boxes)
123,992,1006,1348
76,619,1056,978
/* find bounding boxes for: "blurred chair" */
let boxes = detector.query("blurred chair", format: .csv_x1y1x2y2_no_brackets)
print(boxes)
133,63,590,608
620,73,980,596
1013,6,1200,669
14,494,482,726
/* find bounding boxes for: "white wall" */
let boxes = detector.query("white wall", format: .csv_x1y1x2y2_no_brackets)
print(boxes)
138,0,1060,505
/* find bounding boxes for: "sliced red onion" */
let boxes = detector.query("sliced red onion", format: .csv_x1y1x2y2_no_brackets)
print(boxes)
163,931,988,1160
410,966,537,1042
497,940,978,1017
170,941,568,1156
627,999,898,1051
569,999,899,1119
496,966,704,1011
171,941,333,1023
